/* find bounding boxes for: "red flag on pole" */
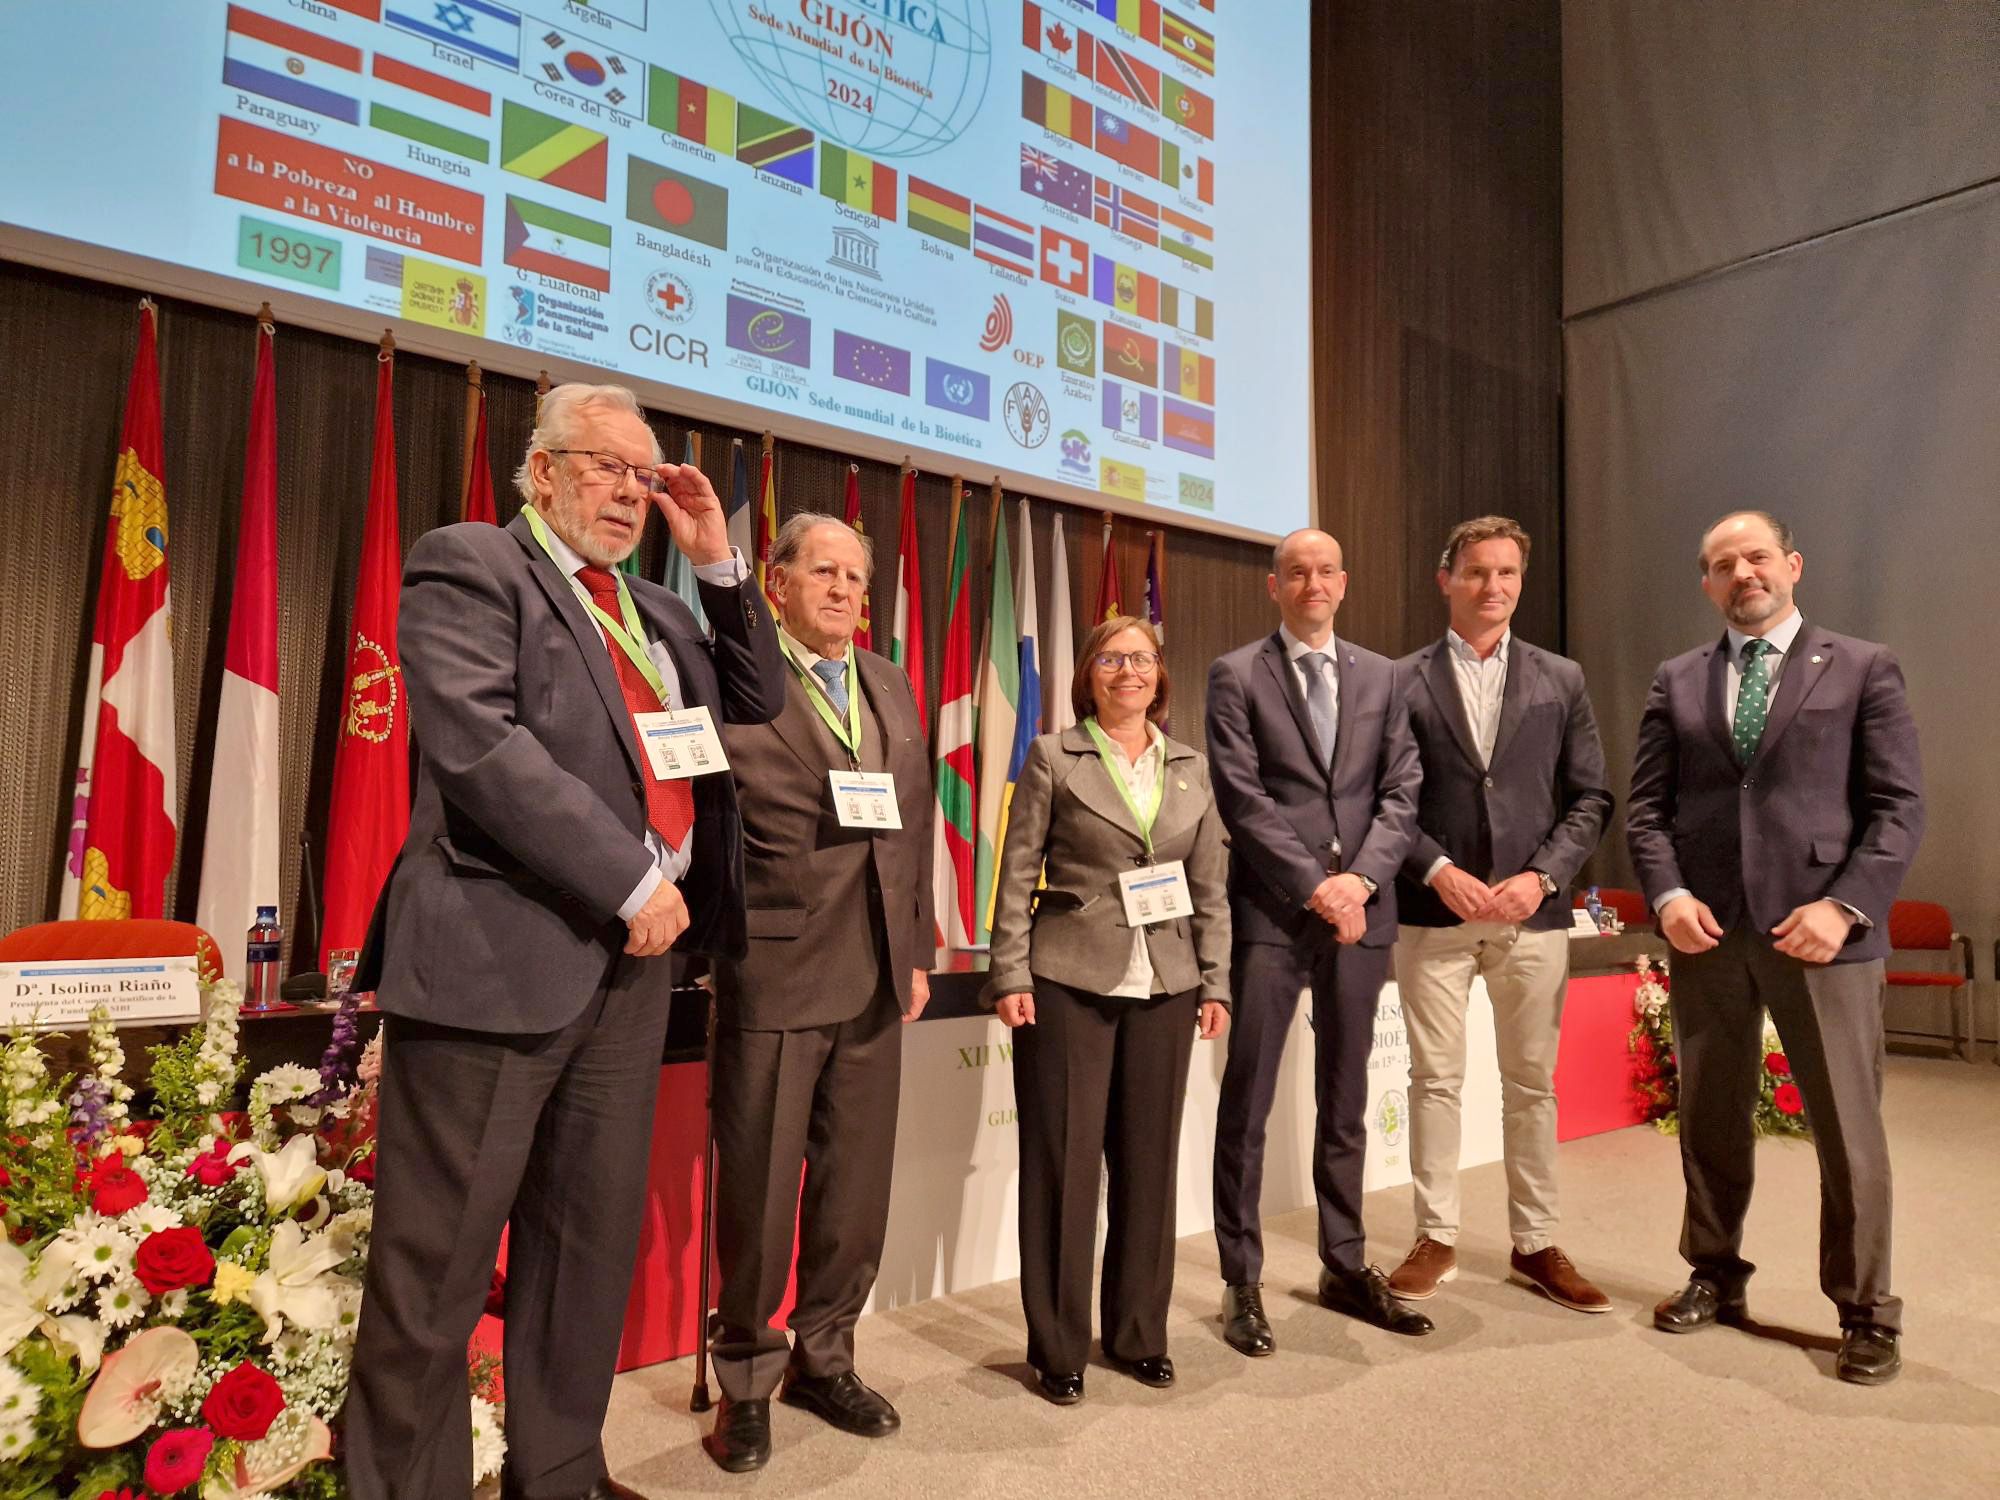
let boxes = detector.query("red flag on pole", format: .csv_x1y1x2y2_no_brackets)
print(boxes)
321,335,410,965
1093,514,1125,622
889,463,927,735
756,432,778,597
462,365,497,524
195,313,282,975
61,300,179,920
843,463,872,650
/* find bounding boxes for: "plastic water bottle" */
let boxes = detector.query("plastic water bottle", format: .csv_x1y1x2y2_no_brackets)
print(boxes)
245,905,281,1011
1584,886,1605,932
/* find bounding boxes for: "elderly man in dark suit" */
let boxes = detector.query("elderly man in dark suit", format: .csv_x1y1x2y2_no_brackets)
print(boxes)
702,512,934,1472
1386,517,1612,1312
346,383,785,1500
1629,510,1924,1385
1206,527,1429,1351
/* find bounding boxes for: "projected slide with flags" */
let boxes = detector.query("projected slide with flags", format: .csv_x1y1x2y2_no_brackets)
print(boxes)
4,0,1310,540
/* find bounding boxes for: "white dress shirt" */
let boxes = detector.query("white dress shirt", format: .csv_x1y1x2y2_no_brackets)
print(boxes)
536,521,747,919
1424,629,1511,886
1102,722,1169,999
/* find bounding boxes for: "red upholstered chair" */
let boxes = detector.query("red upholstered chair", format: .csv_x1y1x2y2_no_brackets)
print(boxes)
1573,886,1651,930
1882,900,1974,1060
0,919,223,981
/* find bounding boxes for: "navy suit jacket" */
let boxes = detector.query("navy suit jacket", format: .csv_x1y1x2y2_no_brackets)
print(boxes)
1395,636,1611,930
1206,631,1421,949
359,511,786,1031
1626,619,1924,964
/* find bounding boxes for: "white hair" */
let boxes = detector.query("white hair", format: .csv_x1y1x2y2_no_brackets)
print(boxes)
511,383,660,504
769,511,874,580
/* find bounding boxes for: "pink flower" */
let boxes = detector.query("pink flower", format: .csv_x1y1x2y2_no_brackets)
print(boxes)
187,1140,241,1187
143,1427,215,1494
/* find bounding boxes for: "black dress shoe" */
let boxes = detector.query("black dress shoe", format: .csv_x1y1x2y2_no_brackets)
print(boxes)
1652,1279,1748,1333
1222,1282,1276,1357
701,1396,771,1473
1318,1267,1435,1336
1034,1368,1085,1405
1126,1355,1175,1387
581,1482,650,1500
1836,1326,1901,1385
780,1370,901,1437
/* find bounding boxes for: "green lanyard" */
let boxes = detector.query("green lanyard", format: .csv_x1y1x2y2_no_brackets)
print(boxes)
781,634,864,759
1083,716,1164,855
522,504,670,706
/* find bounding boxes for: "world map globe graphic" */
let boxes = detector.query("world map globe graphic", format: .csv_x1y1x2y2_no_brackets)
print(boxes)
707,0,992,159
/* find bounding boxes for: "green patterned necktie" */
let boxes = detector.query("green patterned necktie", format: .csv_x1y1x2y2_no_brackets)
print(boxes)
1732,637,1776,765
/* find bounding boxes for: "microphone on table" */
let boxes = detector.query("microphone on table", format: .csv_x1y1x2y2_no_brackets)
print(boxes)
281,828,328,1003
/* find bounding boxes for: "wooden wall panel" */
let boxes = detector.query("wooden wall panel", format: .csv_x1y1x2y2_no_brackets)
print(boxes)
1314,0,1564,659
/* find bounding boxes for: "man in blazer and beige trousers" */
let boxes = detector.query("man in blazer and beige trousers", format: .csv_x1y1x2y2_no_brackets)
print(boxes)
1387,517,1612,1313
704,512,935,1471
1629,510,1923,1385
1205,528,1431,1350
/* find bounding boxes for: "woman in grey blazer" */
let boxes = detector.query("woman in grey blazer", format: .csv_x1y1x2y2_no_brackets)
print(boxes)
985,615,1231,1404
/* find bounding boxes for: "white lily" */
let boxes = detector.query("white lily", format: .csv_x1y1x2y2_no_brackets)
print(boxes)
230,1134,328,1214
39,1311,107,1373
245,1221,346,1343
0,1242,36,1355
20,1238,80,1311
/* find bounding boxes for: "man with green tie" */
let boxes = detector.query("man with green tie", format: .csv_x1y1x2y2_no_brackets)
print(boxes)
1627,511,1925,1385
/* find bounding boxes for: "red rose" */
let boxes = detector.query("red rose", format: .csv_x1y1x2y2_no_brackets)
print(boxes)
1773,1082,1804,1116
135,1226,217,1295
186,1140,240,1187
0,1166,11,1187
89,1156,148,1217
485,1268,507,1319
201,1361,286,1441
144,1427,214,1494
1765,1051,1790,1076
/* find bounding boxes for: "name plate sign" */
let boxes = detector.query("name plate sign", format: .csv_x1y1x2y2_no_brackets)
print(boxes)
2,954,201,1029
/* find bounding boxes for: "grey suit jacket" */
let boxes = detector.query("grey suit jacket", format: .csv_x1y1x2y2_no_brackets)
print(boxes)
1395,636,1611,930
359,512,786,1031
1206,633,1421,948
1626,619,1924,965
983,725,1231,1005
715,647,935,1030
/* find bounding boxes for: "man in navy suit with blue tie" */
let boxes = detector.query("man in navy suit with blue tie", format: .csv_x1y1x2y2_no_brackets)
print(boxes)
1628,511,1924,1385
1206,528,1430,1351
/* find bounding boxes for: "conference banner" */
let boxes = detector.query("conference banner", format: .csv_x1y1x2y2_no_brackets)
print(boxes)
4,2,1313,541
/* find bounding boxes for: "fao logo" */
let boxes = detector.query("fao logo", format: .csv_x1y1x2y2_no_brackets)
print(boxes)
1003,382,1051,449
644,269,695,325
1375,1090,1407,1147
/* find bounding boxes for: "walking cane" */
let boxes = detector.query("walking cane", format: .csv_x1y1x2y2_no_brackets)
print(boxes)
689,985,718,1413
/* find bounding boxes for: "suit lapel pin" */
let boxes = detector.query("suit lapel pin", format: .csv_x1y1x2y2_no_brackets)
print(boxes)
1810,655,1823,664
1177,779,1188,791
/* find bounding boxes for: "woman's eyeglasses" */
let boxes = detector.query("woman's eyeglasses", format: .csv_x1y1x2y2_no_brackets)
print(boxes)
1093,651,1161,672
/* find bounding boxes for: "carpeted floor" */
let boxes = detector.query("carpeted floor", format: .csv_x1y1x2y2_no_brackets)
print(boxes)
593,1055,2000,1498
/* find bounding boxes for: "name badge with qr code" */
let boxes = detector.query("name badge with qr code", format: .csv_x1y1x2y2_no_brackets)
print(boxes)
634,706,729,780
830,770,901,829
1119,860,1191,927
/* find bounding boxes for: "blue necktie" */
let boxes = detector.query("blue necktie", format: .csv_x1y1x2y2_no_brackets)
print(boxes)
1302,651,1335,766
812,658,849,715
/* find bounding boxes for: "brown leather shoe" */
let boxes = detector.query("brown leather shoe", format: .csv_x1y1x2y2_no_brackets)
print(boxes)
1510,1247,1612,1314
1386,1237,1457,1301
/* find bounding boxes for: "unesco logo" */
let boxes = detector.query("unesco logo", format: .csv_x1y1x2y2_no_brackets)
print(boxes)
1003,382,1051,448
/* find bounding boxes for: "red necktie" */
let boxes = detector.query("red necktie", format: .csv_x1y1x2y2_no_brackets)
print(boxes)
577,565,695,851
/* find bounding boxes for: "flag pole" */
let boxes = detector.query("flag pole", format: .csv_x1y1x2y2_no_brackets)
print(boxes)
459,361,482,514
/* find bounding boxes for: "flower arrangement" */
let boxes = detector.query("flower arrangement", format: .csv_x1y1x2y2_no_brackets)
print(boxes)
0,984,502,1497
1627,957,1812,1140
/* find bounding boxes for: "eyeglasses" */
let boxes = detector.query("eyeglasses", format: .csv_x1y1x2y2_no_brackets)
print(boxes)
551,449,664,494
1093,650,1161,672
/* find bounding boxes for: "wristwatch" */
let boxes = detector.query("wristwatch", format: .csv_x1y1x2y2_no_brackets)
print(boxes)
1532,870,1559,898
1353,874,1378,899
